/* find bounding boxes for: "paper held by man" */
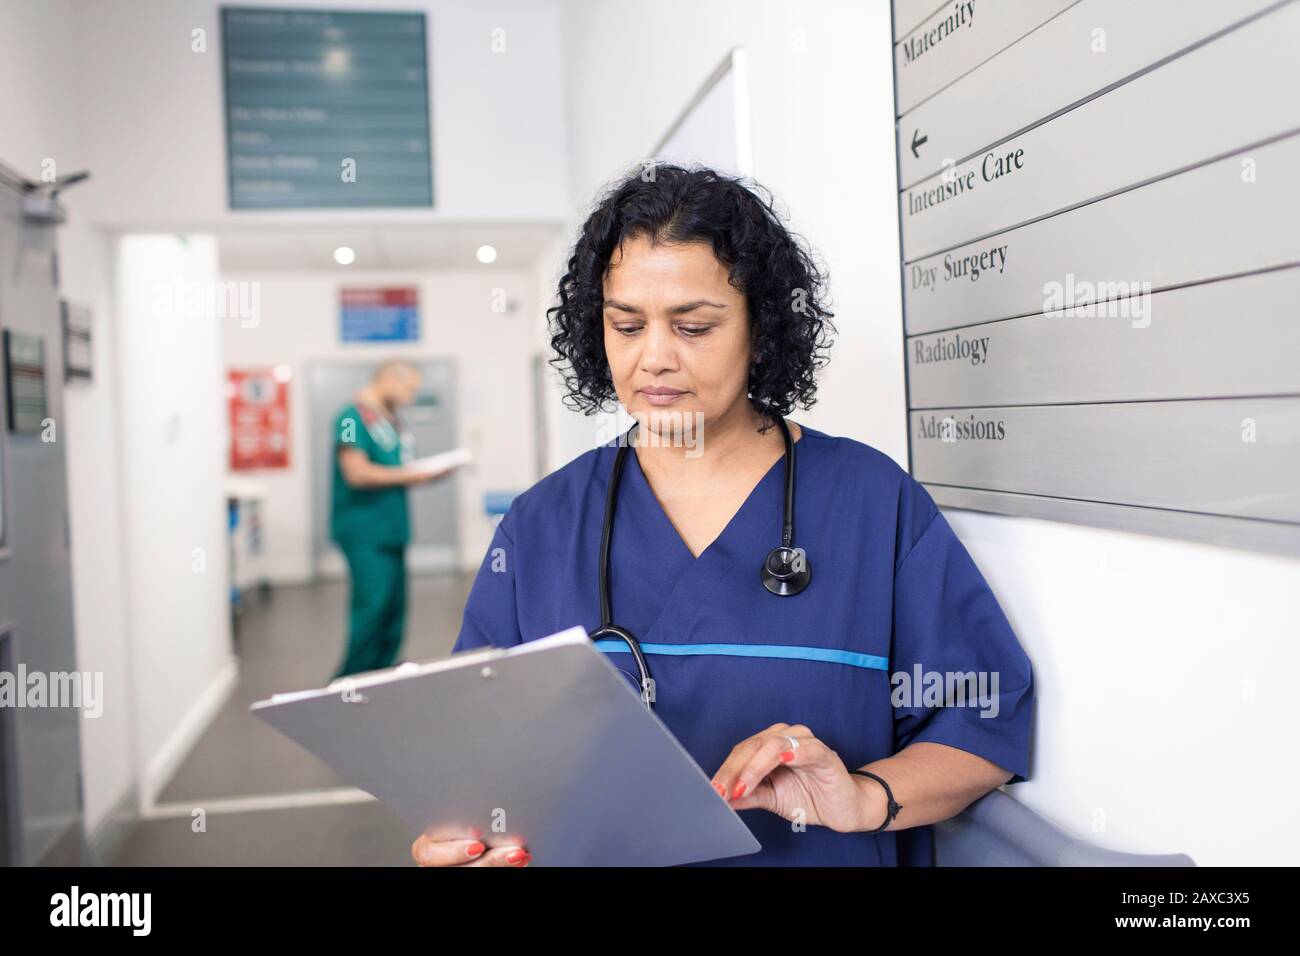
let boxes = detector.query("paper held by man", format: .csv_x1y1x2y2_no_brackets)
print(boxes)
408,446,473,475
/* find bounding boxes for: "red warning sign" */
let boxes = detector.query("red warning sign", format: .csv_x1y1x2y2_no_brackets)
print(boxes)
228,368,291,470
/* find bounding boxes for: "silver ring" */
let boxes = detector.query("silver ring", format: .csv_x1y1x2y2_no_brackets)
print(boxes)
783,734,800,750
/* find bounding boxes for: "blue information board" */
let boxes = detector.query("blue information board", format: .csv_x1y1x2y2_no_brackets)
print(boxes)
340,287,421,343
221,7,433,209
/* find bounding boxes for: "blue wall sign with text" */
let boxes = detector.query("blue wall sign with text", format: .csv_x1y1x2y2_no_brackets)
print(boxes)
340,287,421,343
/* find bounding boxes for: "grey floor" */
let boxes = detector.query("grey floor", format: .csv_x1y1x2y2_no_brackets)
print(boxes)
110,572,472,866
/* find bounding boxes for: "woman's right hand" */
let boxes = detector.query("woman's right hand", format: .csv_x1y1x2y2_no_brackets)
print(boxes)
410,826,531,867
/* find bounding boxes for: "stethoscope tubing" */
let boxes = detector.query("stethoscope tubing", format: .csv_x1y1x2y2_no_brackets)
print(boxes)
590,416,805,708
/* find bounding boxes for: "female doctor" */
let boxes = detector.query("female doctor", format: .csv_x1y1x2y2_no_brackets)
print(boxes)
413,164,1034,867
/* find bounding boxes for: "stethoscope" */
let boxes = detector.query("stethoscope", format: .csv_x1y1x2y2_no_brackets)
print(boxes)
588,415,812,709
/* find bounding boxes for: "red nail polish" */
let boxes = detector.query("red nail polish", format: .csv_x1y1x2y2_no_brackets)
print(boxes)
466,841,485,857
780,751,796,763
507,849,530,865
731,781,747,799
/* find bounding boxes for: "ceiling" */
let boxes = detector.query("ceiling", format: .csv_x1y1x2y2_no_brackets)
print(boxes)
214,221,568,273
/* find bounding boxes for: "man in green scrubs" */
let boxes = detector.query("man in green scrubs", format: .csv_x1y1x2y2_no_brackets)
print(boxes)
330,361,455,678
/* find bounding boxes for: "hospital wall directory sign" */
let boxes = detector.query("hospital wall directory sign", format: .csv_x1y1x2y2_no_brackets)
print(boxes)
892,0,1300,556
221,6,434,209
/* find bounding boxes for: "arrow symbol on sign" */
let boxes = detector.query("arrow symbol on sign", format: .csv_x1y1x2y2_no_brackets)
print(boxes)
910,129,928,158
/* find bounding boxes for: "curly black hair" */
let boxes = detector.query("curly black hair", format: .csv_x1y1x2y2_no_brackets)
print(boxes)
547,163,835,419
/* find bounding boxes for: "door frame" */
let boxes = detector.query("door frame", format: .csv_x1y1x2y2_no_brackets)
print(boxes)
307,356,461,580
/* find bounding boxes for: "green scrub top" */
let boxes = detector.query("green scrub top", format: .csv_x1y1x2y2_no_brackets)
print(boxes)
330,401,411,546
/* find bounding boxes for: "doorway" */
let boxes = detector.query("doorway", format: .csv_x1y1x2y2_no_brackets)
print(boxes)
308,359,460,578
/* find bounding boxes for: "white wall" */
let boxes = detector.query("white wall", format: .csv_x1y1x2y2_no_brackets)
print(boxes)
220,267,540,582
0,0,137,839
116,234,235,806
58,225,139,837
70,0,570,230
950,511,1300,864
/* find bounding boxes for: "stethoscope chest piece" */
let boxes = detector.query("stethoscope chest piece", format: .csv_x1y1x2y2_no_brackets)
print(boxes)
762,545,811,596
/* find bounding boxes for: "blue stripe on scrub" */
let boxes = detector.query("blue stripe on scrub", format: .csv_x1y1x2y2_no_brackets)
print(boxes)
593,640,889,672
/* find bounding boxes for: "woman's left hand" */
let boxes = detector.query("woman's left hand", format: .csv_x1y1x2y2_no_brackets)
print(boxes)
710,723,881,833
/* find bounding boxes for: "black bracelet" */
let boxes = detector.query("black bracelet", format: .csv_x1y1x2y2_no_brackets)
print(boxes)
850,769,903,833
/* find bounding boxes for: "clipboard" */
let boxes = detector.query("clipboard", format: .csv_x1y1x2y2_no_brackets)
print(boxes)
251,627,761,866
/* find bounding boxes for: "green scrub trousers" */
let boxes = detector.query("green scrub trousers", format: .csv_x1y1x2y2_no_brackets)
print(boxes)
335,542,407,677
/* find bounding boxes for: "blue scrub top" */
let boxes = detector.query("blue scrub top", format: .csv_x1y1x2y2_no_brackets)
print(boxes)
454,426,1034,866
